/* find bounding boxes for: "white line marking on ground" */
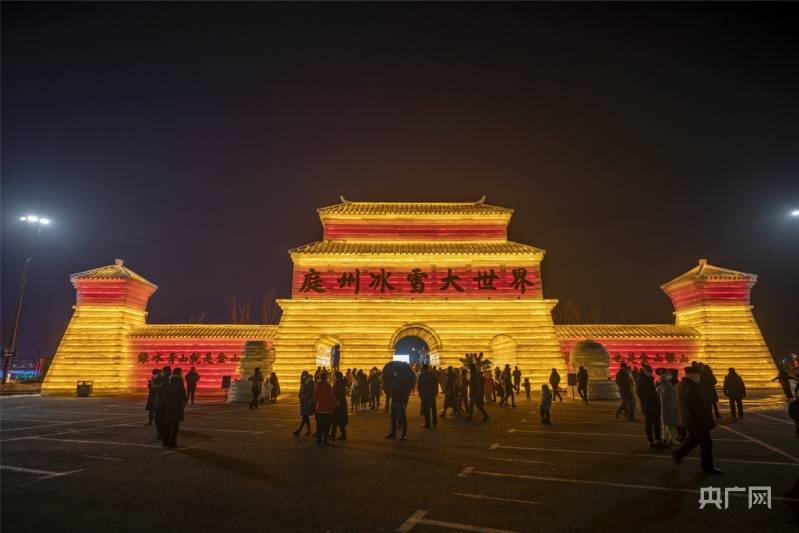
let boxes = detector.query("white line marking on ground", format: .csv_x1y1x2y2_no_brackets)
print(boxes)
720,424,799,463
452,492,539,505
468,469,799,502
121,424,260,434
751,412,793,425
489,457,551,465
0,465,84,479
30,437,163,449
509,429,748,442
489,442,500,450
397,510,428,532
83,455,124,462
507,429,516,433
0,415,135,433
397,509,519,533
0,421,143,443
458,466,475,477
520,419,527,423
488,445,799,467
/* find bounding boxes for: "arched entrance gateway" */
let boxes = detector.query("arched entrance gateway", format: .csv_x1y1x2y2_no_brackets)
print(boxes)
391,324,442,365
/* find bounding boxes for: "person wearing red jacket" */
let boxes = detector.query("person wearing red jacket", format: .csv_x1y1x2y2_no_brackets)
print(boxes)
314,371,336,446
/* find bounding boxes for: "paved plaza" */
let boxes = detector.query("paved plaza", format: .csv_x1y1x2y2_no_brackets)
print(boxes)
1,392,797,532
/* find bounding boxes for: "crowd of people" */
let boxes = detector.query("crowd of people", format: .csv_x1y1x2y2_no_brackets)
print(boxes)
145,356,799,464
611,361,756,474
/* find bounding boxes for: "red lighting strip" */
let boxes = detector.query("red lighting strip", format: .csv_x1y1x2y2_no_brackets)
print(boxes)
323,223,507,240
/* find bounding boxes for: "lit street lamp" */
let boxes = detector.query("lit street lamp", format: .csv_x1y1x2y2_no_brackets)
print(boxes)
2,214,52,383
791,209,799,217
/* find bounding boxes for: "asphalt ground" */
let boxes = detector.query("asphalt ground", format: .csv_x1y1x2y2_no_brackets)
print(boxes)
1,391,797,533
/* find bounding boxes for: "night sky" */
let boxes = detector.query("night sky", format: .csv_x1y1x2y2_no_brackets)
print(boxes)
2,3,798,363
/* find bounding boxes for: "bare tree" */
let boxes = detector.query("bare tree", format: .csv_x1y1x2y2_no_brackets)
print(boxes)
589,303,601,324
188,311,208,323
261,285,281,324
553,298,603,324
227,293,252,324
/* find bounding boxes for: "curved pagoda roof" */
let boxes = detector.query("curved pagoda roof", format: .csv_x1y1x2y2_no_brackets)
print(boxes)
318,197,511,216
71,259,157,289
290,240,543,256
661,259,755,290
130,324,277,339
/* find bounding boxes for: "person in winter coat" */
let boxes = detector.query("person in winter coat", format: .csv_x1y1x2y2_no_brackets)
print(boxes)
184,367,200,404
500,365,516,407
656,368,679,445
789,397,799,436
249,367,264,409
293,371,315,436
369,369,382,410
614,363,636,421
313,371,336,446
512,366,522,393
723,367,746,419
386,369,415,440
772,369,794,399
699,363,721,419
330,371,348,441
483,371,495,403
539,384,553,424
145,368,159,426
549,368,563,402
577,366,589,404
441,367,461,417
154,366,171,440
163,367,187,448
466,357,489,422
418,364,439,428
268,372,280,403
637,366,666,448
673,366,721,474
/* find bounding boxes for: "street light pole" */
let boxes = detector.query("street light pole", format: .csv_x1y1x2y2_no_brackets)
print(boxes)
2,257,32,384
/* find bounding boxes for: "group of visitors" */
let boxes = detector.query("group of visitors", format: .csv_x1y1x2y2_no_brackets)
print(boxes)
248,368,281,409
145,366,189,448
293,369,349,446
612,360,747,474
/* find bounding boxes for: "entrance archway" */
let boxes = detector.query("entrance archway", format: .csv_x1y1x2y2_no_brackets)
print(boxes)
389,324,442,366
490,334,518,370
314,335,341,368
394,336,429,365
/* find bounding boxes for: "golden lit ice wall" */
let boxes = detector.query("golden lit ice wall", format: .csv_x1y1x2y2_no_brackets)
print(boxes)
272,297,567,391
41,305,148,395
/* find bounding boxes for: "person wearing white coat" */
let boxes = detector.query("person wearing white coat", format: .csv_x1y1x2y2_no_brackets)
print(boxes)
656,368,679,446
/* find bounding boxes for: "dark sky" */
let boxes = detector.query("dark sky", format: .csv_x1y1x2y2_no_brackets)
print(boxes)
2,2,798,362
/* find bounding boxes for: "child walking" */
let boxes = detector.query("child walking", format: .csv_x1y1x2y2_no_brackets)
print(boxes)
523,378,531,400
540,384,552,424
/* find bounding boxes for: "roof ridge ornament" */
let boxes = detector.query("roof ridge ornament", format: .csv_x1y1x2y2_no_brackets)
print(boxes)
474,195,486,205
339,195,351,204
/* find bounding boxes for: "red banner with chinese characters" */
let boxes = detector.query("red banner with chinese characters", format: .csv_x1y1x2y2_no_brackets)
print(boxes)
292,266,541,298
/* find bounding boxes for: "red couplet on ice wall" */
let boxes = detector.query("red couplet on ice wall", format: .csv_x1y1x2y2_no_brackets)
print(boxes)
558,338,699,379
291,266,542,298
129,339,251,392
